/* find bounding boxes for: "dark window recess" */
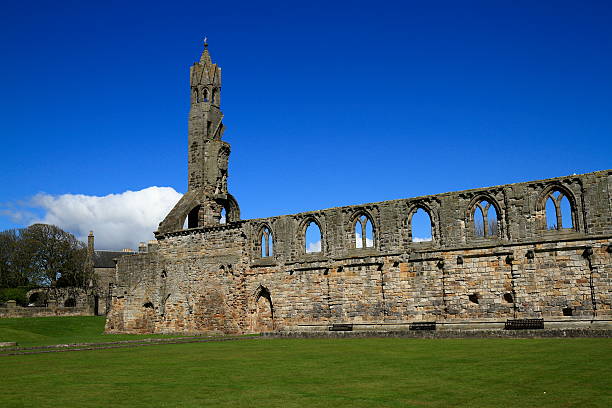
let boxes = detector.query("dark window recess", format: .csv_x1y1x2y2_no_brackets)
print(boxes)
562,307,573,316
505,319,544,330
143,302,154,309
64,298,76,307
329,324,353,331
409,322,436,331
503,293,514,303
187,205,200,228
468,293,479,304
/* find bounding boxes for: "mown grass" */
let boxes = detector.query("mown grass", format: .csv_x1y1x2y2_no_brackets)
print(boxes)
0,316,184,346
1,335,611,407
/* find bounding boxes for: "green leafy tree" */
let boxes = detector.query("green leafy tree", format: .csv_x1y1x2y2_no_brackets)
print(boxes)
0,229,29,287
18,224,88,287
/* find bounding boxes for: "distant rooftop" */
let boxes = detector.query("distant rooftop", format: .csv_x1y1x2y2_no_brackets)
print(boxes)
94,250,135,268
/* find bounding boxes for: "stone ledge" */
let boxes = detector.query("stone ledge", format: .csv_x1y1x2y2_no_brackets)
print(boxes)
264,329,612,339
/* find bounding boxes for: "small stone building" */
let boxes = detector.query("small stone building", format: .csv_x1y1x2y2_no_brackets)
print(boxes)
105,43,612,334
20,232,134,316
86,232,135,315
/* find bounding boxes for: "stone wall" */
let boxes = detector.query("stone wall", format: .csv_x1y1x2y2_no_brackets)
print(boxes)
25,287,91,308
106,169,612,334
0,300,92,318
94,266,117,315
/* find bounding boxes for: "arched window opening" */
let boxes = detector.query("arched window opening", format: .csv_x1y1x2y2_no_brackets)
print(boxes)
193,88,199,103
545,197,557,229
354,215,374,249
474,206,485,236
260,227,273,258
220,208,227,224
560,195,573,228
64,298,76,308
187,206,200,228
305,221,322,253
473,200,499,238
410,208,432,242
545,190,573,230
202,88,209,102
212,88,218,104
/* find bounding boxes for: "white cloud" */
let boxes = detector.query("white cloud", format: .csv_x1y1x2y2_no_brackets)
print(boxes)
413,237,432,242
2,187,182,250
306,240,321,253
355,233,374,248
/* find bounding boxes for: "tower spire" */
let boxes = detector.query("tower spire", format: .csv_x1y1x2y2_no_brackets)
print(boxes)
157,40,239,234
200,37,213,66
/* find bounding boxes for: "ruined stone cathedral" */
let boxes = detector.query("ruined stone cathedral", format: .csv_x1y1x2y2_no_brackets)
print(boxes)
105,43,612,334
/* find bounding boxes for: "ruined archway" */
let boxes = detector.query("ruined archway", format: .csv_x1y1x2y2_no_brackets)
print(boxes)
157,191,241,234
251,286,274,333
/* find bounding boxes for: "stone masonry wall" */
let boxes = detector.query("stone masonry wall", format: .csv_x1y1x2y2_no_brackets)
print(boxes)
106,170,612,334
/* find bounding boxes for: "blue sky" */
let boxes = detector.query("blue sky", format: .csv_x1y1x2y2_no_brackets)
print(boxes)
1,1,611,249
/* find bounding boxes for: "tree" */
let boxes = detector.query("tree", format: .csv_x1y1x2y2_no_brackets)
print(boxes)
0,229,28,287
18,224,88,287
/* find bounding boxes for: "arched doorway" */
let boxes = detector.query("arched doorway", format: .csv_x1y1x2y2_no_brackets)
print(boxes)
252,286,274,332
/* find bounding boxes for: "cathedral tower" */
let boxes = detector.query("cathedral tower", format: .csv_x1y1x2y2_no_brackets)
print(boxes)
157,41,239,234
187,41,227,192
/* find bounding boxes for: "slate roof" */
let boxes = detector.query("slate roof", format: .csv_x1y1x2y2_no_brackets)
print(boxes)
94,251,134,268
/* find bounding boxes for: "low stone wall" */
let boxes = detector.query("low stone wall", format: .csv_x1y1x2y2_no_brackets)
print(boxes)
288,317,612,331
25,287,90,308
0,301,92,318
267,328,612,339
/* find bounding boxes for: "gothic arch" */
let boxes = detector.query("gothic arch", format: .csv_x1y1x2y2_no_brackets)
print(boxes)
250,285,274,332
350,209,377,249
536,183,579,231
466,194,503,239
256,223,274,258
220,194,240,223
300,216,324,254
186,205,201,229
407,202,436,242
157,191,241,233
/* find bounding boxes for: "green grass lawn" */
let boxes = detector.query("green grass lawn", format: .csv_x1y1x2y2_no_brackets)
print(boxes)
0,316,183,346
2,339,611,407
1,317,611,407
